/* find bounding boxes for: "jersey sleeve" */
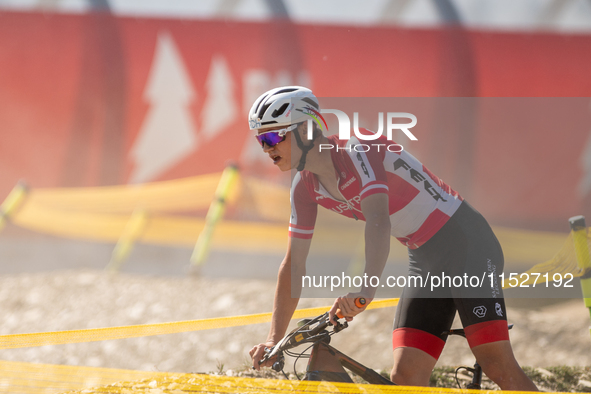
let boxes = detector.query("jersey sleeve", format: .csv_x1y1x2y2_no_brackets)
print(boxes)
289,172,318,239
346,137,389,201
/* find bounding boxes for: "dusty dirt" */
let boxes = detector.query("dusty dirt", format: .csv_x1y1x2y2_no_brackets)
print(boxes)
0,270,589,376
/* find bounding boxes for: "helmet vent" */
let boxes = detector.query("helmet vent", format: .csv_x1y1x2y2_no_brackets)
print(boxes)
259,102,273,118
271,103,290,118
274,88,298,95
254,93,270,117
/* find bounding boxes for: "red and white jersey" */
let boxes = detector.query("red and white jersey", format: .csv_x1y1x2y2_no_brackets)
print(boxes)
289,133,463,249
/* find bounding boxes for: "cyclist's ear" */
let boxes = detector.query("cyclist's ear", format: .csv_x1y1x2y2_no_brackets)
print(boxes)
295,121,321,141
294,122,307,141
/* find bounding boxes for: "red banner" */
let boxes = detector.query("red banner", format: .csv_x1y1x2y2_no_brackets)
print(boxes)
1,11,590,229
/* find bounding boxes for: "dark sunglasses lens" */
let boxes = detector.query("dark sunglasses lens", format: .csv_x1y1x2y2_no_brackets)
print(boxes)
256,132,284,147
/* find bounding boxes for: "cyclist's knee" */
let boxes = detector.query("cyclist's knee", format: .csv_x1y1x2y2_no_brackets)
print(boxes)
477,353,520,384
471,340,537,390
471,340,517,373
479,360,529,389
390,364,430,386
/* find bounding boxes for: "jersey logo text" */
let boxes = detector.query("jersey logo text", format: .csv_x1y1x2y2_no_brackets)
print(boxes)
393,158,447,202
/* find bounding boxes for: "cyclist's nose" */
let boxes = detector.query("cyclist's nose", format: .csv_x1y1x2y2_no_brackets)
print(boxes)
262,143,273,153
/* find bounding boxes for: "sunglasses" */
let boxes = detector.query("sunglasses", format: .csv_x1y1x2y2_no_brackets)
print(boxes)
255,124,297,147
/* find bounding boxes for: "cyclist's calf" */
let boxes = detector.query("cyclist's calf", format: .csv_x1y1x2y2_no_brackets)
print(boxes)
470,341,538,391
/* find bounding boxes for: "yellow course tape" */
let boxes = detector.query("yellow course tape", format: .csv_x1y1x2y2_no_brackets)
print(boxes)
71,373,544,394
0,299,399,350
508,232,588,287
20,173,290,220
5,174,578,270
26,173,226,214
0,360,549,394
0,359,174,394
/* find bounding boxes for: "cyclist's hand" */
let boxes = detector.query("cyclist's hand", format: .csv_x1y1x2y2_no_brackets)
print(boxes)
328,293,371,325
249,341,275,371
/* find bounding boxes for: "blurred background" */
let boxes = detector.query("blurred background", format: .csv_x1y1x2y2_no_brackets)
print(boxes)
1,0,591,385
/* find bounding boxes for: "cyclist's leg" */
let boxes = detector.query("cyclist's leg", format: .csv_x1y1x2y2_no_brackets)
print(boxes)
451,202,537,391
391,295,456,386
456,297,537,390
471,340,538,390
391,213,460,386
391,347,436,386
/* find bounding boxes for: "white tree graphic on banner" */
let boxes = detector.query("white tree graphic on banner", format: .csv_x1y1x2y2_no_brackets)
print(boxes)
130,31,197,184
201,55,238,140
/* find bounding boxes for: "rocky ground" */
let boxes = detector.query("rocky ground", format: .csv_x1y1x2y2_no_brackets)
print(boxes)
0,269,589,377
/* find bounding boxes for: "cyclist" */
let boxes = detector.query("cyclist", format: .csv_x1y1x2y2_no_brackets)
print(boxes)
248,86,537,391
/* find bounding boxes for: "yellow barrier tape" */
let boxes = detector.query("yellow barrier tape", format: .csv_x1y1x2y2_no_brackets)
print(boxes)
505,233,587,287
12,203,392,255
0,360,553,394
70,374,541,394
5,173,572,266
493,226,566,265
0,359,173,394
12,201,288,250
27,173,226,214
13,196,572,264
0,299,399,350
24,173,288,221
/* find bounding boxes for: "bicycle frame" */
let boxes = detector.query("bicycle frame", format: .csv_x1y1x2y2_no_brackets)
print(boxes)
305,339,394,385
259,311,393,385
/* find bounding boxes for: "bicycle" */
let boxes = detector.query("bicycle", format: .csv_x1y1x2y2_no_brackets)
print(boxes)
258,298,513,389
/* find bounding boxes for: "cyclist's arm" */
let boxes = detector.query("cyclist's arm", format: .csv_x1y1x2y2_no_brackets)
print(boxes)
360,192,390,296
250,236,311,369
329,192,390,323
267,236,310,342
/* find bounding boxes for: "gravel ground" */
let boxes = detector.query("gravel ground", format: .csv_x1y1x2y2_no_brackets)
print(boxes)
0,270,589,377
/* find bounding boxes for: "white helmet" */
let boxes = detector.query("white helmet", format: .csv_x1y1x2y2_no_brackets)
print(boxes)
248,86,320,131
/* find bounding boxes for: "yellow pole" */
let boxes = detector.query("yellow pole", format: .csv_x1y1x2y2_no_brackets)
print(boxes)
569,215,591,338
0,181,29,232
106,208,149,273
190,164,239,269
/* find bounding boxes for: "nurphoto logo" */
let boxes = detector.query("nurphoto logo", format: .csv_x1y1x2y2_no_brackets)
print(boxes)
303,108,418,152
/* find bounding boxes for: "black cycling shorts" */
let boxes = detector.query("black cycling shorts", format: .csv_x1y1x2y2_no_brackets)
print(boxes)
392,200,509,359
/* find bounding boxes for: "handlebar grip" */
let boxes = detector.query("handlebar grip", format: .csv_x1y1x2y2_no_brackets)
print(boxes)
335,297,367,319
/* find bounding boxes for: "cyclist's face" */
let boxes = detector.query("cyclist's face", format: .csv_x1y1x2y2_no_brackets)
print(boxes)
258,126,296,172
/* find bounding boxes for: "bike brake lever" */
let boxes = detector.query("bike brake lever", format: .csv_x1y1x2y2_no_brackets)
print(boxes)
255,346,275,368
271,353,285,372
333,319,348,332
